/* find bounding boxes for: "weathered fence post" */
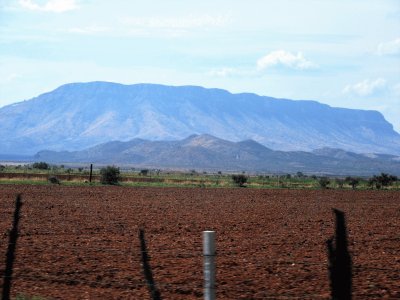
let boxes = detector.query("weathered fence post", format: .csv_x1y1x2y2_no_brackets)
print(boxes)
89,164,93,183
203,231,216,300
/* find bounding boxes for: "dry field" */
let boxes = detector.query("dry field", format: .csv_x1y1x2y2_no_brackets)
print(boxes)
0,185,399,299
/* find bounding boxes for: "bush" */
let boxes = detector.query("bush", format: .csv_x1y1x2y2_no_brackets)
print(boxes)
48,176,60,185
32,162,50,170
100,166,120,185
232,174,248,187
368,177,380,189
335,178,345,189
345,177,359,190
369,173,398,189
140,169,149,176
318,177,330,189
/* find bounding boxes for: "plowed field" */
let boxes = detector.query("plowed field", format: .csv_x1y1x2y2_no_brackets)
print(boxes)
0,185,399,299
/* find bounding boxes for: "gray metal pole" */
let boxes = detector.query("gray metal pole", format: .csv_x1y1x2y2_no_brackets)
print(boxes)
203,231,216,300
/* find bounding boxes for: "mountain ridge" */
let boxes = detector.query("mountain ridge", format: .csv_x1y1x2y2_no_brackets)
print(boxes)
34,134,400,176
1,81,399,155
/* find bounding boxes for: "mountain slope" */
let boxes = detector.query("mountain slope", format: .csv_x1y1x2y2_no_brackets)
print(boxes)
34,134,400,176
1,81,400,155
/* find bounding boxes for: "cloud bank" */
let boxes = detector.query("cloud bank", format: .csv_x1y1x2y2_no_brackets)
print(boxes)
343,78,386,96
121,14,232,30
19,0,79,13
377,38,400,56
257,50,318,71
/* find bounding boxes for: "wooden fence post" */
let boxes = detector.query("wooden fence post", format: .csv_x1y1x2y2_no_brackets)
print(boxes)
203,231,216,300
89,164,93,183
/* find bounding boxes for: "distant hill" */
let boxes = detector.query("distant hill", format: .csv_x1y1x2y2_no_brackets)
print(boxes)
34,134,400,176
1,81,400,155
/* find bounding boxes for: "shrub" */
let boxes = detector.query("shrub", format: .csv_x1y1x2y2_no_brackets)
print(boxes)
335,178,345,189
382,173,397,185
369,173,398,189
100,166,120,185
368,177,380,189
232,174,248,187
32,162,50,170
48,176,60,185
345,177,359,190
318,177,330,189
140,169,149,176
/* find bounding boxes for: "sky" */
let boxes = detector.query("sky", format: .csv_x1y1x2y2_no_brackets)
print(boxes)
1,0,400,131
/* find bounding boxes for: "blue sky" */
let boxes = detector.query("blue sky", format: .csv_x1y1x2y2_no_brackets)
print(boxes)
1,0,400,131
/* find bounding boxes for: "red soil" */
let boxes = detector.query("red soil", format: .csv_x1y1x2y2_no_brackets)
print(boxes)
0,185,399,299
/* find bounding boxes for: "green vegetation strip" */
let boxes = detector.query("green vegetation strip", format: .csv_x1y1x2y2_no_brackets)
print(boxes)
0,164,399,190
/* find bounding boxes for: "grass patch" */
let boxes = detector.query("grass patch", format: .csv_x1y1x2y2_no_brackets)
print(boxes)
1,168,400,190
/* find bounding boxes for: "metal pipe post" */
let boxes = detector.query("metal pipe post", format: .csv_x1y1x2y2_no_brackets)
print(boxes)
203,231,216,300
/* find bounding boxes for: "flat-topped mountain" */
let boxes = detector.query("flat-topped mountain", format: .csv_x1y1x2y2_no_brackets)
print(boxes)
1,81,400,155
35,134,400,175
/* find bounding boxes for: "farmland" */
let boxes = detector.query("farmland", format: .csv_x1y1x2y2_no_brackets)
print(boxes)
1,185,399,299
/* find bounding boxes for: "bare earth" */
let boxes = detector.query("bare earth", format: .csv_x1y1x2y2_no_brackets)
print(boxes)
0,185,399,299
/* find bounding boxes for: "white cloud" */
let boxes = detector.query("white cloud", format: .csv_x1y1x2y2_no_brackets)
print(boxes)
0,73,20,85
392,83,400,97
66,14,231,37
19,0,78,13
121,14,232,30
257,50,318,71
68,25,110,35
6,73,20,82
207,68,238,77
343,78,386,96
377,38,400,55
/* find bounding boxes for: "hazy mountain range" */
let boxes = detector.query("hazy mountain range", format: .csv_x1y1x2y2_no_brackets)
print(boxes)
1,81,400,157
34,134,400,175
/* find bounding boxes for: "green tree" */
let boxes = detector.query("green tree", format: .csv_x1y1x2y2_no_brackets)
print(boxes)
232,174,248,187
32,162,50,170
140,169,149,176
368,177,380,189
345,177,359,190
318,177,330,189
335,178,345,189
100,166,120,185
370,173,398,189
